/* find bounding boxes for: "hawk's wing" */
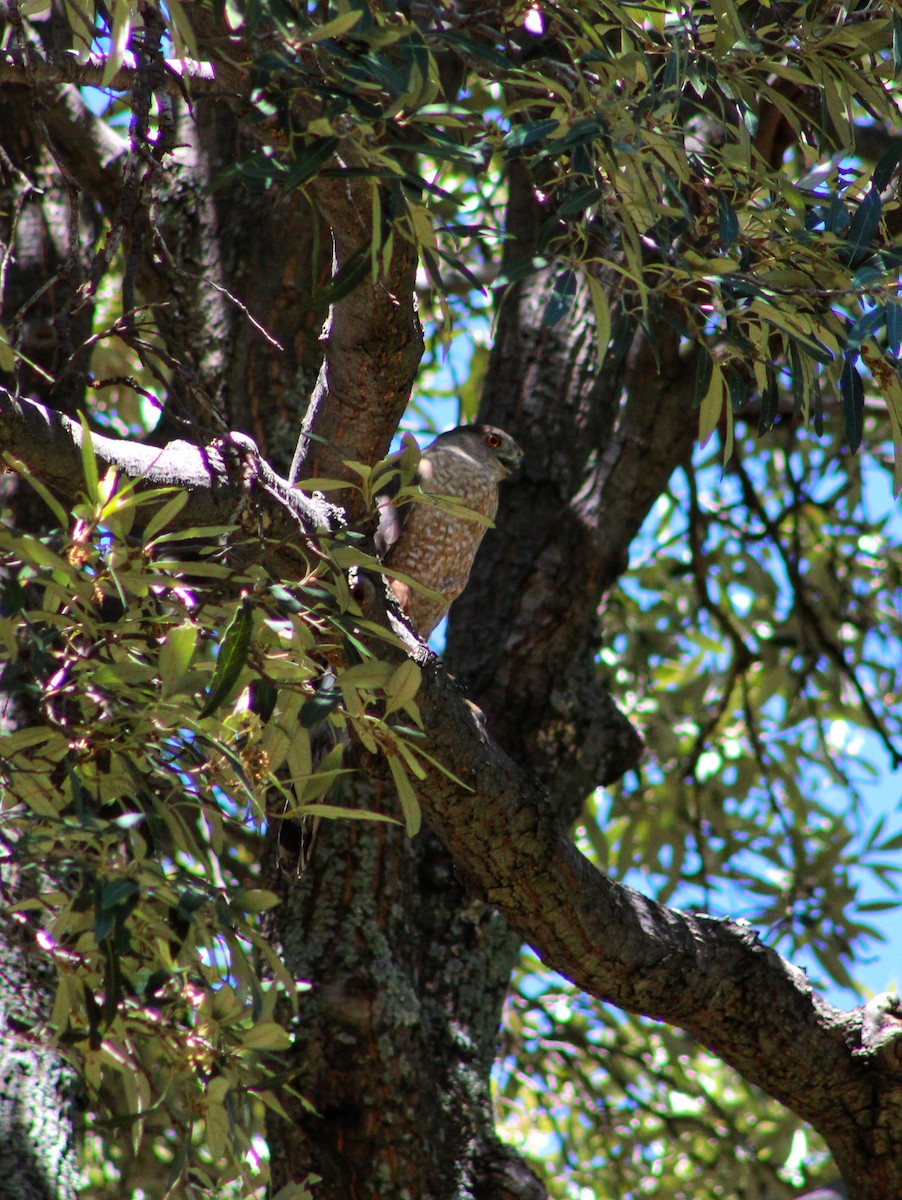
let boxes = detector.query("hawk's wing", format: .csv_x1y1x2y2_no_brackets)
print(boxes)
374,474,408,561
374,432,423,562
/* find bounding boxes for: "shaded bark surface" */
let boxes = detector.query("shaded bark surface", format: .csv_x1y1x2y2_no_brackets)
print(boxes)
0,103,81,1198
0,921,77,1200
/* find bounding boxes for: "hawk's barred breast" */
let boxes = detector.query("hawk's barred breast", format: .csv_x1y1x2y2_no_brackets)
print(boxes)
377,425,522,637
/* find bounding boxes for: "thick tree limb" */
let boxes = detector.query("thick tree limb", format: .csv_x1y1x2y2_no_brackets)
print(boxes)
288,173,424,498
410,654,901,1197
24,84,128,217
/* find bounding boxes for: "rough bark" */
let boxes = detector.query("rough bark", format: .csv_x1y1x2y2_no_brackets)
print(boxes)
264,783,533,1200
0,917,77,1200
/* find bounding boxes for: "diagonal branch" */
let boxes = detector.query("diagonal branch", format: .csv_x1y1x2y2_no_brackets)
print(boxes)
409,651,896,1190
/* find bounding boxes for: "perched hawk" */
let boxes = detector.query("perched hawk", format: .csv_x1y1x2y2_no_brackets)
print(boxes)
278,423,522,875
375,424,524,638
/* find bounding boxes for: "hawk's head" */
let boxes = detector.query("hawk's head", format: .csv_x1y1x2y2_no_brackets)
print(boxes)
433,424,524,479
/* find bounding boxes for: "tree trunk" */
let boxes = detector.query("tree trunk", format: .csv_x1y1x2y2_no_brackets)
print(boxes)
0,923,77,1200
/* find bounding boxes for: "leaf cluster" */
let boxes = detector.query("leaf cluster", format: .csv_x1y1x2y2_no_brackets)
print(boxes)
492,418,902,1196
594,424,902,992
497,967,834,1200
0,452,430,1198
208,0,902,467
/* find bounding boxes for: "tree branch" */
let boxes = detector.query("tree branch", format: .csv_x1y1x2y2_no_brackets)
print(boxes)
288,172,424,499
0,390,340,562
0,47,216,92
410,651,897,1184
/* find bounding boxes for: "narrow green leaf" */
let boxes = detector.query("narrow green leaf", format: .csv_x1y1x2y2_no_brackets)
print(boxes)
846,305,885,352
298,8,362,42
384,659,422,717
502,119,560,154
303,243,370,308
0,322,15,371
693,347,713,408
722,384,734,466
558,185,602,216
844,188,881,263
543,268,577,327
758,365,779,436
698,363,724,448
586,274,612,371
387,754,421,837
199,596,254,717
143,490,190,545
839,354,864,453
882,373,902,496
886,303,901,358
3,456,70,526
873,141,902,194
717,193,739,246
286,137,340,189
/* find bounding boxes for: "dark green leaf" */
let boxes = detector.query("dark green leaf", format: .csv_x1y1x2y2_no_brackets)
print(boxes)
299,686,342,728
432,30,512,70
794,332,833,366
661,36,681,93
558,185,603,216
435,246,487,293
846,306,885,351
558,119,603,148
824,194,849,235
851,262,886,289
502,119,560,154
199,596,254,718
83,983,103,1049
693,347,713,408
543,268,577,327
844,188,882,263
286,136,340,189
758,364,778,435
717,194,739,246
788,341,805,417
176,889,208,918
813,377,824,436
840,354,864,452
102,941,122,1026
249,677,278,722
303,243,370,308
873,141,902,193
99,878,140,912
887,302,902,358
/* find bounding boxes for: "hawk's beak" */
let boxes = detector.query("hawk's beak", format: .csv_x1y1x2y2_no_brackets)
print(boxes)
499,448,524,479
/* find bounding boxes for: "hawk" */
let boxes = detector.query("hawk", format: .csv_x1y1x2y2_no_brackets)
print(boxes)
375,424,524,638
278,423,522,875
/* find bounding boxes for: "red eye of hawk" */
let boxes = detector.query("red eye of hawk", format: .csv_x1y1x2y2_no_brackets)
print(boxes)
485,432,502,448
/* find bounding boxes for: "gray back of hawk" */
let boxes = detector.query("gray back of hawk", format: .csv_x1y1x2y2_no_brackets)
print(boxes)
375,424,523,638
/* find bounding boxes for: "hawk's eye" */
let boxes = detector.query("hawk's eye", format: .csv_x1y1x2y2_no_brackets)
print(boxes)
485,432,502,449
